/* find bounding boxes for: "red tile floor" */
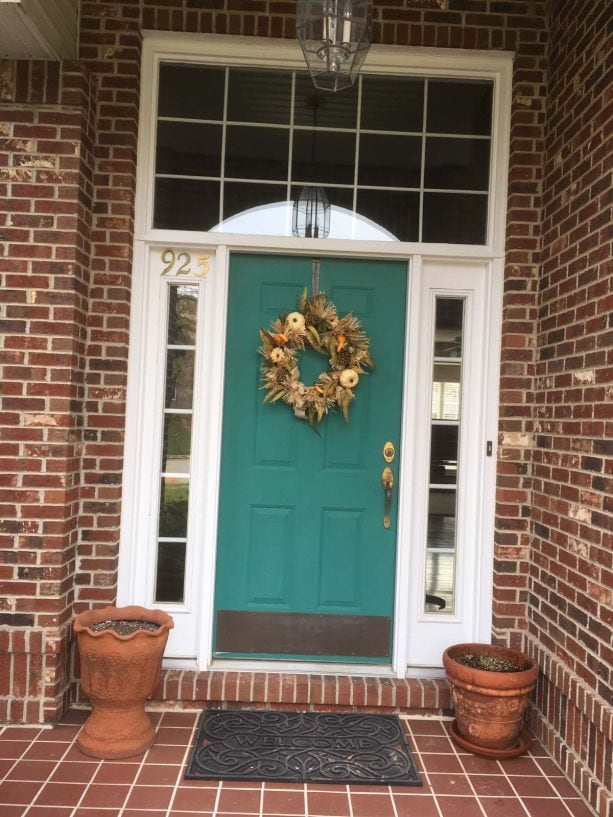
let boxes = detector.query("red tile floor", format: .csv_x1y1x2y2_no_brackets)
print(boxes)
0,709,596,817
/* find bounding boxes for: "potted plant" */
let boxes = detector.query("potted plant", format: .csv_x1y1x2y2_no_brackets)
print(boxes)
74,604,174,759
443,642,539,759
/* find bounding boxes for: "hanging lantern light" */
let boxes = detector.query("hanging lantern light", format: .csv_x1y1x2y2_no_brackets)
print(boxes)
292,186,331,238
296,0,372,92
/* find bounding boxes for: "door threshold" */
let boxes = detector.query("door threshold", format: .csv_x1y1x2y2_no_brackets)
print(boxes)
161,657,445,679
209,658,395,676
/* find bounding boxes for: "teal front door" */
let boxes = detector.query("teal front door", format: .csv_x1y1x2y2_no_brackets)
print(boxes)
214,254,407,662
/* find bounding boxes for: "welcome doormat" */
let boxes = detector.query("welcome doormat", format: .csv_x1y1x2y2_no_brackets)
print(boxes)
185,709,422,786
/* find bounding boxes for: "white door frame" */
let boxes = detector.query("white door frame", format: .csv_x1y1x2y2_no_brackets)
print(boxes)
118,33,512,675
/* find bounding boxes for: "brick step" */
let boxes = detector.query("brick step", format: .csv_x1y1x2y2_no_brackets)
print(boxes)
152,670,451,714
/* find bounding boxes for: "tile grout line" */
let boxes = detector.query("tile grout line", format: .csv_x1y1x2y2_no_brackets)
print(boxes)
445,729,494,817
0,727,47,803
403,718,446,817
346,782,354,817
495,750,546,817
388,782,400,817
165,712,201,817
211,778,223,816
115,715,163,817
0,715,596,817
20,722,102,817
529,753,586,817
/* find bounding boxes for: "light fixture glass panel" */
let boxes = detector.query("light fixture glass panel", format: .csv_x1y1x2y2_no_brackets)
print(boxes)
296,0,372,93
291,184,353,211
292,185,331,238
294,74,358,128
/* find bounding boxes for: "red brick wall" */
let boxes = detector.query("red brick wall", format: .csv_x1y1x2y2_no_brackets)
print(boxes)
73,3,142,615
1,1,611,814
526,1,612,815
0,0,546,712
0,59,95,721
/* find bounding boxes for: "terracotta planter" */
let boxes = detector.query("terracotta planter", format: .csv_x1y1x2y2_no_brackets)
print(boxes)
443,642,538,759
74,605,174,759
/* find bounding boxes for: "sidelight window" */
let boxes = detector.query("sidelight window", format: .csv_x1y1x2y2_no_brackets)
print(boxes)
424,298,464,614
155,283,199,604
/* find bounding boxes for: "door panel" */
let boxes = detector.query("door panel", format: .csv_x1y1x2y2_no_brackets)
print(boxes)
214,253,407,662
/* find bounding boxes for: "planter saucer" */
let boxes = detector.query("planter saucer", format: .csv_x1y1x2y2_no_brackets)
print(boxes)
449,719,532,759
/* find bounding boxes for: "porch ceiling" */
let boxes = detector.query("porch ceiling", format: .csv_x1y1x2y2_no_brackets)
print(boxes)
0,0,77,60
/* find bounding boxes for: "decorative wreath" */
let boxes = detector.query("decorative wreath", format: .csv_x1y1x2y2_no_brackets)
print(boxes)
258,289,374,428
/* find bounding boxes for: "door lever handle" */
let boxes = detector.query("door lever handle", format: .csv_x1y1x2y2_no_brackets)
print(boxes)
381,466,394,529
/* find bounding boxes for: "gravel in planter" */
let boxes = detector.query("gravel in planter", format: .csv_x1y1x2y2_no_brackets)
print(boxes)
455,654,523,672
89,620,161,636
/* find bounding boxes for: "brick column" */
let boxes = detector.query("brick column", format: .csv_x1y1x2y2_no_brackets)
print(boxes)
0,60,95,722
528,1,612,814
73,2,142,615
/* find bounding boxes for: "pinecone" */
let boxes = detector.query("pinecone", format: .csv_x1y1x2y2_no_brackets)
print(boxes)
335,348,351,368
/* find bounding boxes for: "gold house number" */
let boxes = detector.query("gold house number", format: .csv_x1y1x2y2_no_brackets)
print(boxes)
160,249,210,277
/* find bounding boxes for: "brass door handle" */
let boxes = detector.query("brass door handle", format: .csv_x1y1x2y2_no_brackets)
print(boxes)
381,466,394,529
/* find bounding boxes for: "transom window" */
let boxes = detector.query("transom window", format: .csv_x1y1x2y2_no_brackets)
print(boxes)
154,63,493,243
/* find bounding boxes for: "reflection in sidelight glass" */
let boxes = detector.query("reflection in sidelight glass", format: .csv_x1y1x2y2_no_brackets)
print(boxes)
155,284,199,604
155,541,187,604
161,415,192,474
158,477,189,539
432,363,461,420
424,297,464,614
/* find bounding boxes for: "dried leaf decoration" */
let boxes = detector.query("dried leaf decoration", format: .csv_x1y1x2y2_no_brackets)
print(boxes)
258,290,374,428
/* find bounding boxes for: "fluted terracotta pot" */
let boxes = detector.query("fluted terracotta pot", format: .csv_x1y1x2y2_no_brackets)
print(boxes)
443,642,538,759
74,605,174,759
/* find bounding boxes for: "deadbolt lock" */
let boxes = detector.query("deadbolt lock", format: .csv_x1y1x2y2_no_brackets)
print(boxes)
383,441,395,463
